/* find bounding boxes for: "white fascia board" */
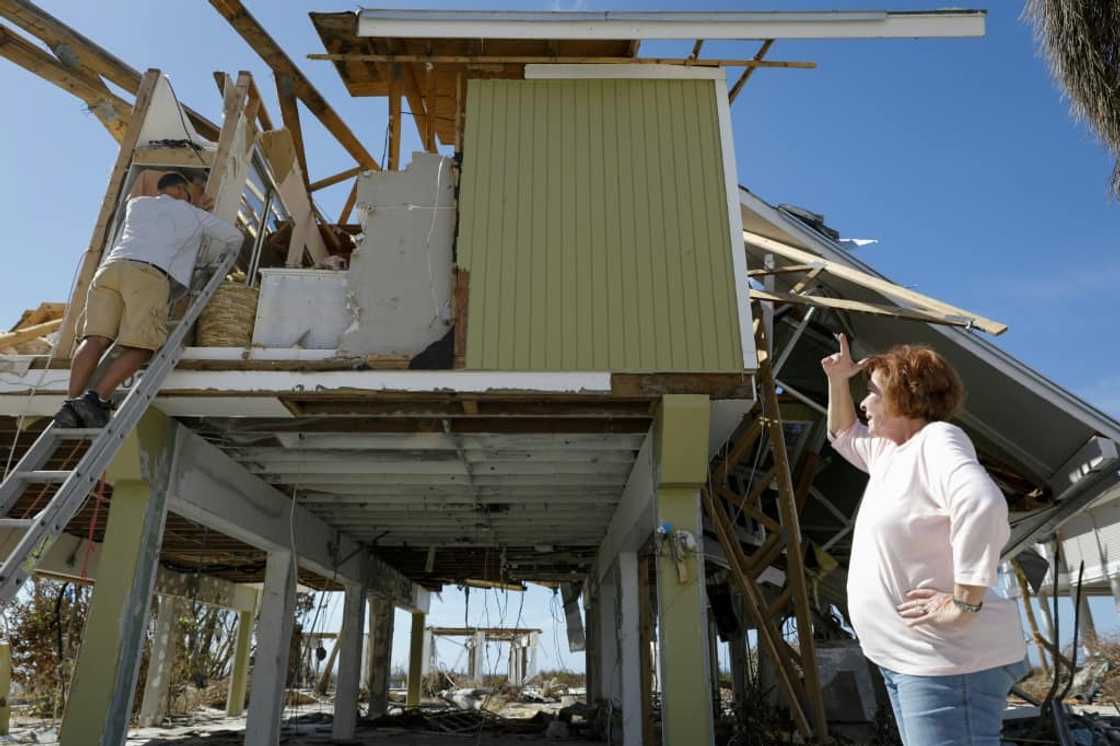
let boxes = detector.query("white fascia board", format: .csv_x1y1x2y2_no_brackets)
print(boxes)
358,9,985,41
525,64,723,80
594,429,655,583
738,187,1120,447
168,425,428,612
0,370,614,415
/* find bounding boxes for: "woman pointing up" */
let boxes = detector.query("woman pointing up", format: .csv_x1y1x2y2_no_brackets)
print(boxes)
823,333,1027,746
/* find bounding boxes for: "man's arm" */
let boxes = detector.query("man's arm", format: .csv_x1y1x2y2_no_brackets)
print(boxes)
191,204,244,257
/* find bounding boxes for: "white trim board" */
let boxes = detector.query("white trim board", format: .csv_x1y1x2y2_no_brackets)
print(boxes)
358,10,986,41
715,77,758,370
524,64,724,80
0,370,614,406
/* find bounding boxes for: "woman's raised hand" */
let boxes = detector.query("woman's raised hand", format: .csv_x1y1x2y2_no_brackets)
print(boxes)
820,333,868,381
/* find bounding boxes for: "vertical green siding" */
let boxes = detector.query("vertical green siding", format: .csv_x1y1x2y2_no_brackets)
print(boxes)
458,78,743,371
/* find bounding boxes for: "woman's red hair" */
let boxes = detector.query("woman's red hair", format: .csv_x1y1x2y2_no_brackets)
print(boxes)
865,345,964,422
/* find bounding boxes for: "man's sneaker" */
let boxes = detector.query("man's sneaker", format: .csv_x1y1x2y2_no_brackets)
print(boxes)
52,400,82,429
69,392,112,428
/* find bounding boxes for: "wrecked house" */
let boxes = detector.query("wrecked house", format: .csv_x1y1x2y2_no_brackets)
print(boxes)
0,3,1118,745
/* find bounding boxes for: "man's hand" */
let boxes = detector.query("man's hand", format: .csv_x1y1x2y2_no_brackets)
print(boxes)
195,194,215,211
897,588,975,630
820,333,869,381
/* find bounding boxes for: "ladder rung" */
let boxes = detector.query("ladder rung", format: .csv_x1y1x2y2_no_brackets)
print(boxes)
0,518,35,529
17,470,71,483
49,428,103,440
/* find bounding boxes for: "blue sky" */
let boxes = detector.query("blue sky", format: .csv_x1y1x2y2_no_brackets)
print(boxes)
2,2,1118,674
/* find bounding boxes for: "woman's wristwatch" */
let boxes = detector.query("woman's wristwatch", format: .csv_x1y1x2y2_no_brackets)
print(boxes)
952,597,983,613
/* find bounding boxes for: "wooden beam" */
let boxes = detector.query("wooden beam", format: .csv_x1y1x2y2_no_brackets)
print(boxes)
728,39,774,103
308,52,813,70
750,289,987,330
55,69,160,357
388,76,402,170
275,73,310,191
338,181,359,225
0,0,219,139
203,72,252,205
744,230,1008,335
309,166,362,192
0,318,62,350
209,0,380,170
214,70,272,131
0,23,129,141
689,39,704,60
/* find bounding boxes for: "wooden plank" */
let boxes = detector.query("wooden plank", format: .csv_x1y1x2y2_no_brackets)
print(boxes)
215,70,272,131
309,52,813,69
0,0,220,139
337,180,359,224
203,72,252,205
388,75,402,170
728,39,774,102
209,0,380,171
0,23,129,141
55,69,161,357
453,268,469,368
274,74,310,191
0,318,62,350
754,319,828,739
308,166,362,192
750,288,988,330
744,231,1008,335
611,373,754,399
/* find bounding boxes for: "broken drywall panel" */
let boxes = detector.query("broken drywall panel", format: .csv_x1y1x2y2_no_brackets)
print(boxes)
338,151,457,357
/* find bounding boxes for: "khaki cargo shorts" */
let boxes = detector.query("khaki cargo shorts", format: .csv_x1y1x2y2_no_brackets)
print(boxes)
80,260,170,351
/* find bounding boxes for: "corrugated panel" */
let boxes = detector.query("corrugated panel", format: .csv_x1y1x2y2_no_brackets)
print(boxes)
458,78,744,371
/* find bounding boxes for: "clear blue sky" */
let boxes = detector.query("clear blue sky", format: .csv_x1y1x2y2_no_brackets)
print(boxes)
3,1,1118,674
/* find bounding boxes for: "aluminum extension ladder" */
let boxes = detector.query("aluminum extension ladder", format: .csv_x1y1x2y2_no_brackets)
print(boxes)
0,251,238,605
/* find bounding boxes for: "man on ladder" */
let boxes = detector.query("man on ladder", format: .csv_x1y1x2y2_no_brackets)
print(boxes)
53,172,244,428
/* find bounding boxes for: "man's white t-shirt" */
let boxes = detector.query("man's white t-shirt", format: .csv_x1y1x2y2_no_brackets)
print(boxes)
830,420,1026,675
105,195,243,287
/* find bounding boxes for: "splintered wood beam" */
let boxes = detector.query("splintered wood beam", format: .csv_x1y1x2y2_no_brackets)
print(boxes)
744,230,1008,335
307,52,814,69
750,289,985,330
275,74,309,191
402,62,437,152
209,0,380,171
0,317,62,349
309,166,362,192
388,77,402,170
214,70,272,131
0,0,220,139
0,23,129,141
56,69,161,357
728,39,774,103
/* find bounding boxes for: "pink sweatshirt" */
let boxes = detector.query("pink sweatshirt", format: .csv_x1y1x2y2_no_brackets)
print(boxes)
829,421,1025,675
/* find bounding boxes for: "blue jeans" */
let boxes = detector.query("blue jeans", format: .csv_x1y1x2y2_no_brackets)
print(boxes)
879,659,1030,746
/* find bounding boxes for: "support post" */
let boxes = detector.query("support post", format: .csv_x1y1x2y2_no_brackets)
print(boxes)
366,597,395,717
226,609,253,716
0,642,10,736
708,614,722,718
638,555,655,746
598,566,620,702
406,612,426,707
729,594,750,710
333,582,367,741
584,590,599,703
468,630,485,684
59,412,175,746
618,552,644,746
654,394,715,746
139,595,183,727
1078,592,1100,655
245,550,296,746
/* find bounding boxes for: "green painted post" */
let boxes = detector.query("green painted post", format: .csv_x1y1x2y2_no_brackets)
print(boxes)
226,609,254,716
406,612,426,707
654,394,715,746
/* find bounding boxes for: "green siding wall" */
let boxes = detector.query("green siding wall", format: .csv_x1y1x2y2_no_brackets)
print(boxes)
458,77,743,371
